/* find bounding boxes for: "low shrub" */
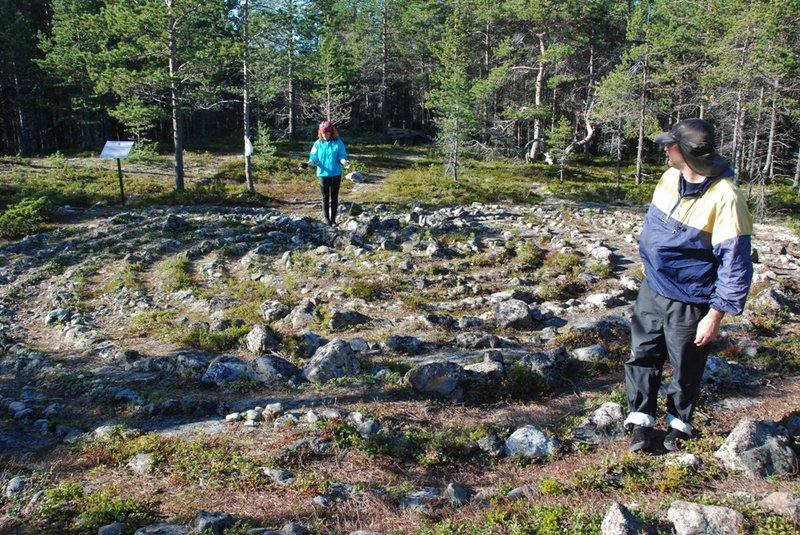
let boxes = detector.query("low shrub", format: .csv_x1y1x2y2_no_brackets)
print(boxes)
0,196,50,239
33,481,154,535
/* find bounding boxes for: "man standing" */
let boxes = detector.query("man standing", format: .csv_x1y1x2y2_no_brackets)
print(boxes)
625,118,754,452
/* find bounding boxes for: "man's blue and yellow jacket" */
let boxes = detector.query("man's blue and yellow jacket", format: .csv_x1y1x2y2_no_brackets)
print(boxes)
639,167,753,315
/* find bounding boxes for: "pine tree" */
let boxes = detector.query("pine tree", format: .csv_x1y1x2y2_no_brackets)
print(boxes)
426,0,477,181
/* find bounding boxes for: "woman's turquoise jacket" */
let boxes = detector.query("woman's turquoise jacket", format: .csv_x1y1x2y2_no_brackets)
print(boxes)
309,139,348,177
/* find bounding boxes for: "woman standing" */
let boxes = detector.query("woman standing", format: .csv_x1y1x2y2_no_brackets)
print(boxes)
301,120,349,226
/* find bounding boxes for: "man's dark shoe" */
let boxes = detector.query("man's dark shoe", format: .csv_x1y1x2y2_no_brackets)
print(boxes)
663,428,690,451
628,425,652,452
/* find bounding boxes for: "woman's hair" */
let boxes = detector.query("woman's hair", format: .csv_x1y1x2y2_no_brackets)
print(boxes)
317,120,339,140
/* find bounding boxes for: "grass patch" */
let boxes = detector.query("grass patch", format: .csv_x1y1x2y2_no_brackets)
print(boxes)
105,261,144,292
159,254,194,292
362,163,541,208
80,429,268,489
32,481,155,535
166,322,250,351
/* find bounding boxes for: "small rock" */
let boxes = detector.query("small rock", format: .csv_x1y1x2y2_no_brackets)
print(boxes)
443,483,470,507
98,522,127,535
5,476,27,497
600,502,651,535
399,487,440,513
667,500,744,535
128,453,155,476
504,425,559,458
758,492,800,520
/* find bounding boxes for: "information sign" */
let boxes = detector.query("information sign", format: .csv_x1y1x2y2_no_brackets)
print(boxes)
100,140,135,159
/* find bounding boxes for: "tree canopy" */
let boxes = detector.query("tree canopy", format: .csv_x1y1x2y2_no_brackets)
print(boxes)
1,0,798,189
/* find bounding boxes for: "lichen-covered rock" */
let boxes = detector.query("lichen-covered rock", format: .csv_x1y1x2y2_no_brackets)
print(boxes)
201,355,248,386
248,354,300,384
246,324,281,354
494,299,535,329
714,418,798,478
503,425,559,458
302,339,360,382
667,500,744,535
404,362,464,401
600,502,651,535
572,402,626,445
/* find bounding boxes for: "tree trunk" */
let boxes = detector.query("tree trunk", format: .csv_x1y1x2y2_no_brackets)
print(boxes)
243,0,254,191
792,143,800,190
635,56,648,185
528,32,546,162
748,86,765,181
13,67,27,154
286,0,296,140
762,81,778,182
583,45,595,163
730,89,743,184
167,2,185,191
380,0,390,141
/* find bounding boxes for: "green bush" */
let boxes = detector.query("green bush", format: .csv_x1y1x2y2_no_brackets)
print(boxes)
0,196,50,239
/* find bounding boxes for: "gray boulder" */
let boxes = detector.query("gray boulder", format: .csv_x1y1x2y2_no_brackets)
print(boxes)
749,288,788,311
521,347,569,383
494,299,535,329
162,214,187,234
133,524,188,535
666,500,744,535
191,511,234,535
260,467,296,486
328,309,371,331
571,344,608,362
463,352,506,379
385,335,424,355
260,300,290,323
246,324,281,354
201,355,249,386
455,332,508,349
283,299,319,329
758,492,800,520
302,339,360,382
98,523,126,535
297,329,328,358
404,362,464,401
248,354,301,383
572,402,626,445
443,483,470,507
782,412,800,436
5,476,27,497
477,434,504,457
600,502,651,535
503,425,559,458
399,487,440,513
714,418,798,478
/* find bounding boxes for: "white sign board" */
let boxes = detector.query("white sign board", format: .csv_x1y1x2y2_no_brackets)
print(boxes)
99,140,135,159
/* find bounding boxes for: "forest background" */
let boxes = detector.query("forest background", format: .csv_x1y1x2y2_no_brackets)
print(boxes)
0,0,798,207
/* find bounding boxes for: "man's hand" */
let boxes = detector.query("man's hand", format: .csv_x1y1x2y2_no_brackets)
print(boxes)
340,159,350,169
695,309,724,346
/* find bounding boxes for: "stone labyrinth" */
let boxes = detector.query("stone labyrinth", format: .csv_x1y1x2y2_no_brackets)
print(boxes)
1,198,799,534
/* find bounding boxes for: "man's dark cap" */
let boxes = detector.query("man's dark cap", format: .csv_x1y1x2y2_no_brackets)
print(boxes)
654,118,729,177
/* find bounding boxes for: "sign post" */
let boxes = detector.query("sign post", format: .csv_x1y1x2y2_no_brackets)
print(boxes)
99,141,135,205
